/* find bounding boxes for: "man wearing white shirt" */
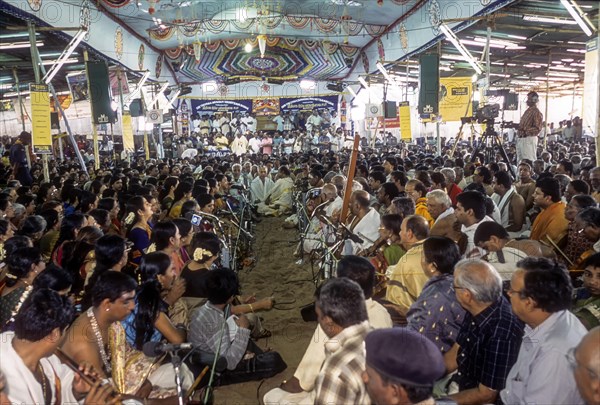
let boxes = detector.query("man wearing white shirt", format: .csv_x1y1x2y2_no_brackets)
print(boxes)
241,112,256,133
248,133,262,154
306,109,322,134
230,133,248,156
455,191,494,258
344,190,380,255
491,171,526,234
250,166,274,204
502,258,586,405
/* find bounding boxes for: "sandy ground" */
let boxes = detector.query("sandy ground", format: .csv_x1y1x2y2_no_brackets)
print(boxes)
213,216,318,405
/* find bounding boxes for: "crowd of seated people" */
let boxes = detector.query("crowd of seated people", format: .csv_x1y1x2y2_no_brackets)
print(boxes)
1,128,599,405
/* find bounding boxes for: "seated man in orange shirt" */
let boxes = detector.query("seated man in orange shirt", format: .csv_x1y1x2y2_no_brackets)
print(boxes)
530,177,569,244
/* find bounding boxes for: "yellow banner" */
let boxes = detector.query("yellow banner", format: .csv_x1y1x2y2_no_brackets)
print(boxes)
122,112,134,152
399,102,411,140
439,77,472,122
30,84,52,154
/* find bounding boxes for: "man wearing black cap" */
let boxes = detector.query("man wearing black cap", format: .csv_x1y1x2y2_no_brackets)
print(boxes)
363,328,449,405
516,91,542,164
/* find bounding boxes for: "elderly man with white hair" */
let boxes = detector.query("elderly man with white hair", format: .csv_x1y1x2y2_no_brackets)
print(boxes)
444,259,524,405
440,167,462,206
426,189,461,242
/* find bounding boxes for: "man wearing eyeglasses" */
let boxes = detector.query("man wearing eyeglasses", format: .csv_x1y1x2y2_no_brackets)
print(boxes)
571,327,600,405
501,257,587,405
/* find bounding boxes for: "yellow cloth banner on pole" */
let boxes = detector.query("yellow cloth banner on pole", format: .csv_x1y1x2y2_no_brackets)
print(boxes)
439,77,472,122
399,102,412,140
122,112,135,152
30,83,52,154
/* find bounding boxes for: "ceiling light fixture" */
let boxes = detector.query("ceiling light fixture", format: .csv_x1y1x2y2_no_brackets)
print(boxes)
124,70,150,107
300,79,316,90
43,29,86,84
244,43,253,53
438,23,483,75
148,82,169,107
560,0,594,36
523,15,577,25
0,41,44,50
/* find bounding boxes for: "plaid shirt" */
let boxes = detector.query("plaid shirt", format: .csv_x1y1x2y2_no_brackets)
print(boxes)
314,321,371,405
518,106,543,137
456,298,523,391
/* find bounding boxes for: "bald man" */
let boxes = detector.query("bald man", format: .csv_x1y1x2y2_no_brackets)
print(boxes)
573,327,600,405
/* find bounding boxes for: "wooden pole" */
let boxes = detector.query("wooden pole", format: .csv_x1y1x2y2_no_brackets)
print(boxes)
339,134,360,224
84,50,100,170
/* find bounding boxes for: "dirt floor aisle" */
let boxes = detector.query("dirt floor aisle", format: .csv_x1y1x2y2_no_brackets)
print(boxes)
213,216,318,404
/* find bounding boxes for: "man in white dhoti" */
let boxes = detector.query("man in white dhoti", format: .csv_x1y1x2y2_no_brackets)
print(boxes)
230,132,249,156
257,166,295,216
1,289,106,405
343,190,381,255
250,166,275,204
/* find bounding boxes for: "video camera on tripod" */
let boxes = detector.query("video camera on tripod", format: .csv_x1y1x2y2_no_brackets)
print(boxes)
461,103,500,125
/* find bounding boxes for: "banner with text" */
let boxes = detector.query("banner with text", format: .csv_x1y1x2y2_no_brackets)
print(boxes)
439,77,472,122
280,95,338,113
191,99,252,116
399,101,412,140
122,112,134,152
30,83,52,154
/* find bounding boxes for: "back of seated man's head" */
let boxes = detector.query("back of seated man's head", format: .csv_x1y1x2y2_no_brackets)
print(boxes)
91,271,137,308
454,259,503,304
205,268,240,305
336,256,375,300
474,221,510,248
514,257,572,314
315,278,367,330
456,190,487,221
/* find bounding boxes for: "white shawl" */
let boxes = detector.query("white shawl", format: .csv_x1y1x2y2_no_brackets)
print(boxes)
0,331,78,405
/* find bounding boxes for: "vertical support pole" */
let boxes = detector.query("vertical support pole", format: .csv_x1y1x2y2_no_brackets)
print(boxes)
27,22,49,183
596,11,600,165
544,52,551,150
84,50,100,170
436,42,441,156
12,68,26,133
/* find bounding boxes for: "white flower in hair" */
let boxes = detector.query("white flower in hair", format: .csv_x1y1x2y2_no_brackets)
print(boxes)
124,212,135,225
193,248,213,261
147,243,157,253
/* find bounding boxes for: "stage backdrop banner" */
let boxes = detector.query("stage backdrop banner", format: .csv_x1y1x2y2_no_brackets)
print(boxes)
30,83,52,154
583,37,598,137
191,99,253,116
280,95,338,113
399,101,412,141
439,77,472,122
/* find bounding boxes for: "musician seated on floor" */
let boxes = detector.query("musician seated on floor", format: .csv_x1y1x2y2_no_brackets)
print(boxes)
0,288,112,404
188,268,286,386
342,190,381,255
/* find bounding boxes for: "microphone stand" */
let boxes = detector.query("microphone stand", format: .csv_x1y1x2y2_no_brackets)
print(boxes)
204,305,230,404
168,349,185,405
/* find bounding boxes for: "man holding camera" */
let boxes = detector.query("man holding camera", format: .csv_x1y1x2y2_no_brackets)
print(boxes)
516,91,543,164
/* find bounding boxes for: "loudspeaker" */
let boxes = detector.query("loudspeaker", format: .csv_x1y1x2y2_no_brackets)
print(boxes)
384,101,397,118
503,92,518,110
129,98,144,117
418,54,439,115
51,112,60,129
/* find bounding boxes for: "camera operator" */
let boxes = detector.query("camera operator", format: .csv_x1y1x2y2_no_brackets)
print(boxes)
517,91,543,164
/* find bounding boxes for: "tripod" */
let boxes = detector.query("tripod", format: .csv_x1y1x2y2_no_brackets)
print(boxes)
471,119,516,179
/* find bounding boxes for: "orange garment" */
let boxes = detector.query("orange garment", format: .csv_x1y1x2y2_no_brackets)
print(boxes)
530,201,569,243
415,197,434,228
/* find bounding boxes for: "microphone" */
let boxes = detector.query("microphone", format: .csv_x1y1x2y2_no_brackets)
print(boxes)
143,341,193,356
340,223,364,244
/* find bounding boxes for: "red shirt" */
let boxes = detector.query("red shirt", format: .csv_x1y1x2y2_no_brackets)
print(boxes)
448,183,462,206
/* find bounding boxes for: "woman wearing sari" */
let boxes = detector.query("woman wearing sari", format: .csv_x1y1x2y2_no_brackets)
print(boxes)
125,196,154,267
0,247,46,330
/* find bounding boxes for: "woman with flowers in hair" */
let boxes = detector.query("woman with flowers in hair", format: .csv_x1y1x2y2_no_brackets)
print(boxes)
125,196,154,267
180,232,273,337
0,247,45,330
147,221,184,276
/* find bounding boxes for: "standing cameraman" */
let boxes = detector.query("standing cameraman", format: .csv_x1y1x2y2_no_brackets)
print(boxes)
517,91,543,164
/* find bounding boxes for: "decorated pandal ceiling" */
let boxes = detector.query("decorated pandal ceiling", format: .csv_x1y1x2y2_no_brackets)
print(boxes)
95,0,418,82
